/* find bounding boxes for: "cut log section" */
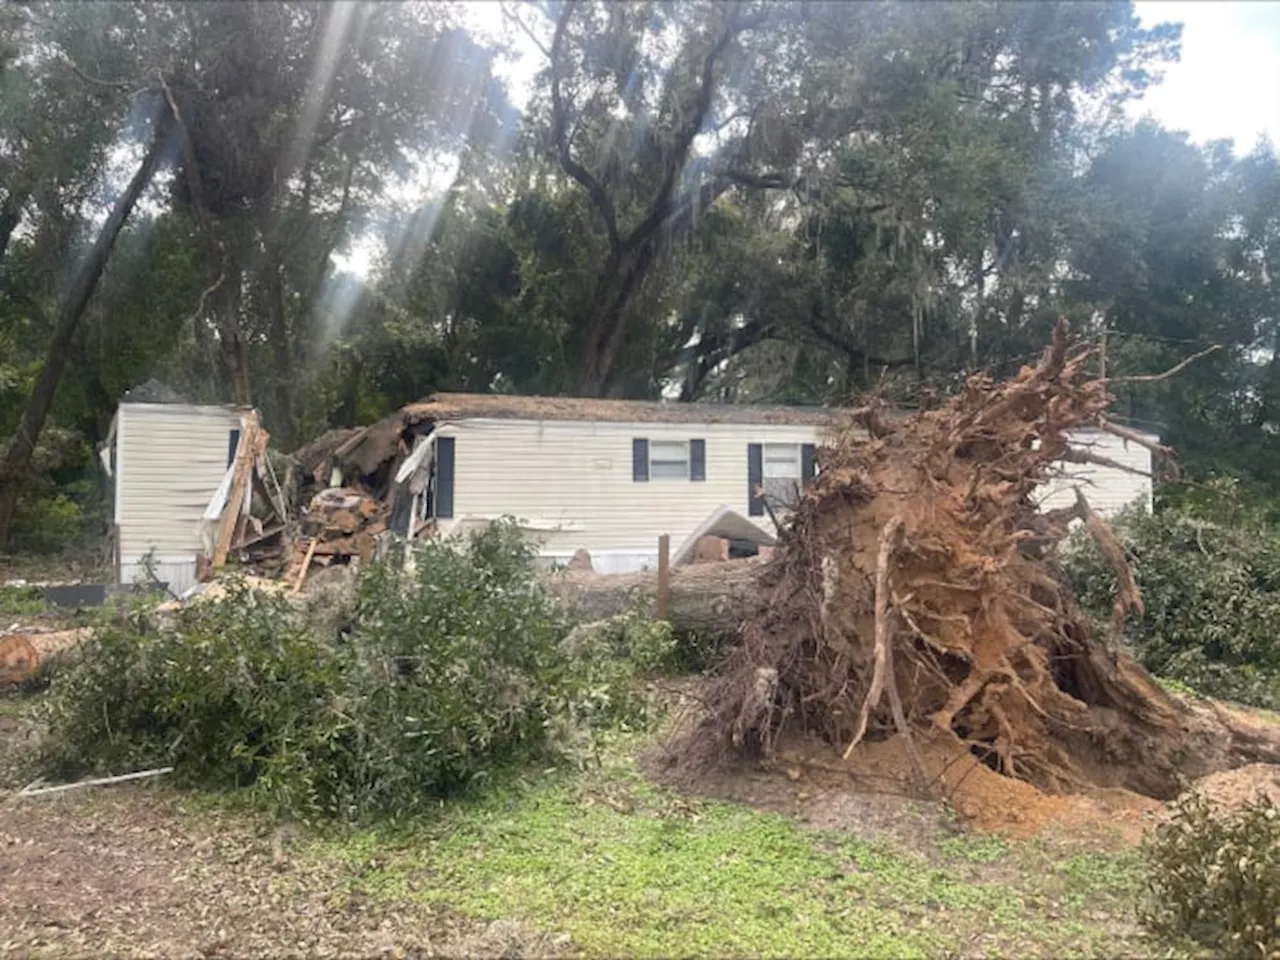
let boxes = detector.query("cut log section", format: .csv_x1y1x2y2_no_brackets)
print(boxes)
547,558,768,638
0,629,91,686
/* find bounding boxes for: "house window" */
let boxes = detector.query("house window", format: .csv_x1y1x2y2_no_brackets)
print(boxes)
763,443,802,507
649,440,690,480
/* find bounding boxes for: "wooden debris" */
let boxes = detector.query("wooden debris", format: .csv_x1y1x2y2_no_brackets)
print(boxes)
280,487,389,587
292,538,318,596
213,414,262,569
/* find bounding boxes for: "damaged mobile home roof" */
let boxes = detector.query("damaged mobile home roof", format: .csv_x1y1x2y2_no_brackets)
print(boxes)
399,393,853,426
293,393,857,480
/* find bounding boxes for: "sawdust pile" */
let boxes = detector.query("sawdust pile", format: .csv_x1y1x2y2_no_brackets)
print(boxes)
688,321,1221,802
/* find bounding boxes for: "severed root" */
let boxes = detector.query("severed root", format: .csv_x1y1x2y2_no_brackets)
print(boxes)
842,517,903,758
1073,487,1143,631
842,516,927,790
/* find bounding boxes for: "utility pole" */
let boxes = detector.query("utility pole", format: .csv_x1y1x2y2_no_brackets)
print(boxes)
1099,326,1107,381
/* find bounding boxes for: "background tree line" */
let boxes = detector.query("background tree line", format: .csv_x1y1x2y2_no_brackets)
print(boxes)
1,0,1277,552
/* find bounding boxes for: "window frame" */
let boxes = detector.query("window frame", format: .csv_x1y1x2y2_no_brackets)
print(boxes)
762,443,802,506
648,439,691,481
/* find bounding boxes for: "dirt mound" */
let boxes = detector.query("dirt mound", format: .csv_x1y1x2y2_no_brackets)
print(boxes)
1190,763,1280,814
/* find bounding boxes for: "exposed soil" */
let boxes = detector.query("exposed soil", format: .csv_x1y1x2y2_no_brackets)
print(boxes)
0,788,555,959
1191,762,1280,814
650,730,1163,848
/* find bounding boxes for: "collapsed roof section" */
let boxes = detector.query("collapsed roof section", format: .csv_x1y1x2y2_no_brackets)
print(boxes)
290,392,856,491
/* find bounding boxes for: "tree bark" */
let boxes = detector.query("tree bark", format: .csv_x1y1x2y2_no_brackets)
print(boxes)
0,112,171,549
0,182,30,272
267,261,293,446
160,72,252,406
546,558,770,637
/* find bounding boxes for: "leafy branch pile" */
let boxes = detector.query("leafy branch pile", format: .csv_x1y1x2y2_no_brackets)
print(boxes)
1064,509,1280,710
37,521,671,821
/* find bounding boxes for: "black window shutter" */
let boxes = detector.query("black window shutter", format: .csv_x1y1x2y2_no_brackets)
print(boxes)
690,439,706,481
435,436,455,518
632,438,649,481
747,443,764,516
227,428,241,468
388,487,413,536
801,443,817,488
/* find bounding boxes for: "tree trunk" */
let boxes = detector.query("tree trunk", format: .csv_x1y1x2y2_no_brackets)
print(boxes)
547,557,1280,792
0,113,170,549
0,182,30,271
216,265,252,407
161,74,252,407
547,559,769,637
267,261,293,446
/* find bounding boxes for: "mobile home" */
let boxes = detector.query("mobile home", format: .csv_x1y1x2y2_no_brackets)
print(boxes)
366,394,1157,574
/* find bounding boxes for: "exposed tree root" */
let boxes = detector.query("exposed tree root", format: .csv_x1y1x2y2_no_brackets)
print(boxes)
679,319,1280,801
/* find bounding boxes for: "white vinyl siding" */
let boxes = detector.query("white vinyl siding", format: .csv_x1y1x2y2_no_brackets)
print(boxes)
115,403,245,591
433,418,1153,568
434,418,831,557
1036,430,1154,516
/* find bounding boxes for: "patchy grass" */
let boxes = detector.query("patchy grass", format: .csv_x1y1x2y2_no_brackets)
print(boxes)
300,735,1155,959
0,584,46,618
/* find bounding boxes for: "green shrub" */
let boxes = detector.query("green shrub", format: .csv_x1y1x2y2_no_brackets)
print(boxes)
39,520,662,821
554,605,675,730
1141,794,1280,958
8,477,107,557
0,584,45,617
1061,508,1280,708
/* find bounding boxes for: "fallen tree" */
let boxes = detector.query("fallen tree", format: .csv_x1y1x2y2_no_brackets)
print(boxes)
566,322,1280,801
549,560,767,638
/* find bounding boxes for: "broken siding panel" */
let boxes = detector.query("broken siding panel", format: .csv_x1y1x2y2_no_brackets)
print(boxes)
433,418,833,553
1036,430,1153,517
117,404,244,559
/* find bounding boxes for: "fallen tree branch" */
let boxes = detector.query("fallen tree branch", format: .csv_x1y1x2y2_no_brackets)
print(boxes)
1058,447,1152,478
16,766,174,797
1101,343,1221,386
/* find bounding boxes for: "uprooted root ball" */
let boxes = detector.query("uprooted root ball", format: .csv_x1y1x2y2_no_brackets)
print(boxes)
688,320,1248,801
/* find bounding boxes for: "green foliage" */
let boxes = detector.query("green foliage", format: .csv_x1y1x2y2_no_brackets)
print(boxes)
1141,794,1280,958
1062,507,1280,708
4,0,1280,562
6,480,105,557
0,584,44,617
553,606,674,739
39,521,660,821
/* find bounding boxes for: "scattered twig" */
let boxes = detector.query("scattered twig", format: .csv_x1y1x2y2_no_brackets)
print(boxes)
16,767,174,798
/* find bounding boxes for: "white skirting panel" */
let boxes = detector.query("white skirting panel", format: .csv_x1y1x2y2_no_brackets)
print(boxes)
119,555,198,597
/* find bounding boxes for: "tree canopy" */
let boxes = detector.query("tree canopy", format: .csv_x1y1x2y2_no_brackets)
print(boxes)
3,0,1279,550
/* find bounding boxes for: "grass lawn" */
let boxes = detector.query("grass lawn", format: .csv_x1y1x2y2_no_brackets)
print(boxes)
2,686,1167,958
297,733,1155,959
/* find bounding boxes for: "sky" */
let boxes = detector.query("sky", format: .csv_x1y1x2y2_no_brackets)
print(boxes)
1131,1,1280,151
335,1,1280,276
